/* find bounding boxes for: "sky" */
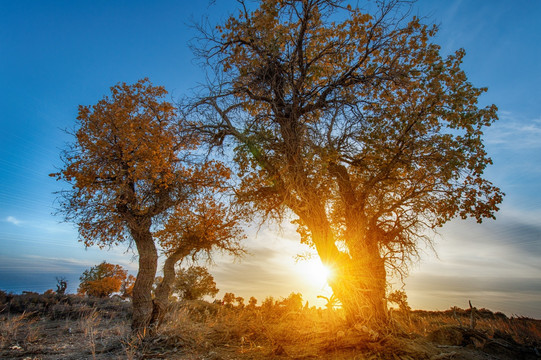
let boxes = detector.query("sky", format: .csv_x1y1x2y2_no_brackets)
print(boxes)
1,0,540,317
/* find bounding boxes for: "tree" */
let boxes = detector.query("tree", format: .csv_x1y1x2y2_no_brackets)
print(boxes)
151,192,246,325
52,79,232,334
281,292,303,312
248,296,258,309
56,277,68,295
191,0,503,326
78,261,127,298
222,292,236,306
172,265,219,300
235,296,245,308
388,290,410,312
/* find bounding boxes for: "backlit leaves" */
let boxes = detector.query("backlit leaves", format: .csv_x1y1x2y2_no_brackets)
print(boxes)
194,0,503,275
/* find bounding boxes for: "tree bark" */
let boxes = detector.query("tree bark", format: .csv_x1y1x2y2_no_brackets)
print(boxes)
151,247,189,328
130,220,158,336
335,250,387,326
304,210,388,327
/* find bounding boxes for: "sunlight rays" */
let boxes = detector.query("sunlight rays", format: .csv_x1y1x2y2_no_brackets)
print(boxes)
296,258,332,288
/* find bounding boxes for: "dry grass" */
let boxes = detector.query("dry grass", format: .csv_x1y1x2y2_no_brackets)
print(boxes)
0,312,40,350
1,293,540,359
391,308,541,347
0,294,131,359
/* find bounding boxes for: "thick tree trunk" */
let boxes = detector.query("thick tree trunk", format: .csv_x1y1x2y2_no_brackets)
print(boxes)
151,248,188,328
130,221,158,336
306,214,388,327
329,245,387,327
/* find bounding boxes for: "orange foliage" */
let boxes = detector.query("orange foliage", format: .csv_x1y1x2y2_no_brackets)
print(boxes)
51,78,199,247
78,261,128,298
194,0,504,324
157,194,247,260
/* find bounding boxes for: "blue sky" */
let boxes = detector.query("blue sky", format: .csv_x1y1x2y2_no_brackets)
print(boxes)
1,0,540,317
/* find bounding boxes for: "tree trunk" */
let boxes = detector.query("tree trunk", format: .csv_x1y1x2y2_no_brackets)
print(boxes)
329,243,388,327
130,221,158,336
151,248,188,328
306,213,388,327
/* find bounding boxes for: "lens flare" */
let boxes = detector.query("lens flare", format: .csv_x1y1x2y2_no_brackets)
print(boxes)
297,258,332,287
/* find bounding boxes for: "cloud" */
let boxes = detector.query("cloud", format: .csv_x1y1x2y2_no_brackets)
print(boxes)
404,205,541,318
440,212,541,260
207,228,332,305
407,274,541,294
405,273,541,318
485,111,541,150
0,255,93,274
0,255,93,294
211,244,298,295
0,252,139,294
5,216,22,226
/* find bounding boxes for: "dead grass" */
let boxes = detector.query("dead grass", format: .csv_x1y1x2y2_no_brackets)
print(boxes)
0,294,131,359
1,293,539,359
0,312,40,350
391,308,541,348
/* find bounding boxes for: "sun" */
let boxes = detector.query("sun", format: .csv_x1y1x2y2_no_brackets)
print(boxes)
296,258,332,287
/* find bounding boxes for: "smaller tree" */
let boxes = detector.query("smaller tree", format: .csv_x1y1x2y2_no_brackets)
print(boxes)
388,290,411,312
78,261,127,298
247,296,257,309
173,266,219,301
56,277,68,295
281,293,303,312
235,296,245,309
222,292,236,306
52,78,218,334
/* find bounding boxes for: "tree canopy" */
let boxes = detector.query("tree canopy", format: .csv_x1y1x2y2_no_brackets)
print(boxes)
173,266,219,301
78,261,128,298
191,0,503,325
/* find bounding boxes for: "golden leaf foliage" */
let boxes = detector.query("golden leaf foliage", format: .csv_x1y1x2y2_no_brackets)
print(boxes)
197,0,503,267
193,0,504,322
157,193,247,260
78,261,128,298
52,78,233,248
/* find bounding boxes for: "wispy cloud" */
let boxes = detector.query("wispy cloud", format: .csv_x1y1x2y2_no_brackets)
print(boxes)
404,205,541,318
0,255,93,274
405,272,541,318
5,216,22,226
486,111,541,150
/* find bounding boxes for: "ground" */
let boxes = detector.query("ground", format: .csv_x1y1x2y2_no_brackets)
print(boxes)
1,293,540,359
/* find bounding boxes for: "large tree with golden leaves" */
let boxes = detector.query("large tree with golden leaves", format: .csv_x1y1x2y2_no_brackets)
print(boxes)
52,79,237,334
191,0,503,326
